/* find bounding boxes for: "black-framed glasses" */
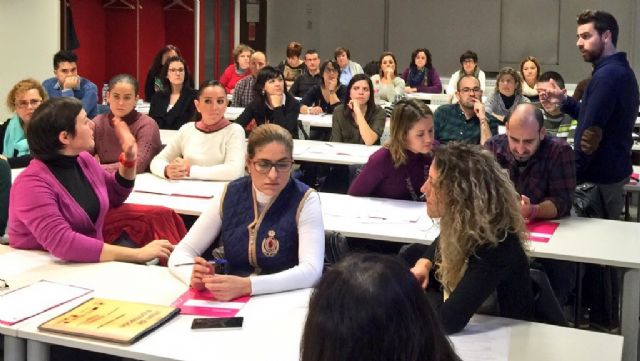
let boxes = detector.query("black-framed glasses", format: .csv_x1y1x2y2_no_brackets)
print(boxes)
252,159,293,174
459,87,482,94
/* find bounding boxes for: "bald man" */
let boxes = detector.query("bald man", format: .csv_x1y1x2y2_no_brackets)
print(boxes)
233,51,267,107
485,103,576,304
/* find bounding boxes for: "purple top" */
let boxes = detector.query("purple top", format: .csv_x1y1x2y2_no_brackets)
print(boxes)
8,152,132,262
401,66,443,93
348,147,432,201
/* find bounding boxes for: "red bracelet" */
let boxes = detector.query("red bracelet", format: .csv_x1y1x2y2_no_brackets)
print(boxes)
118,152,137,168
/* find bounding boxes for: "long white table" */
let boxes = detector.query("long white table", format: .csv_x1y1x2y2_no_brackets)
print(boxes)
0,245,624,361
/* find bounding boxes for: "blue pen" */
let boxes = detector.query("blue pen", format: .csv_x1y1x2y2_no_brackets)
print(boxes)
174,259,226,267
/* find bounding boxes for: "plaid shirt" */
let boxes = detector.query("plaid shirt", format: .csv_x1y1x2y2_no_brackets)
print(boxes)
434,103,499,144
232,76,256,107
485,134,576,217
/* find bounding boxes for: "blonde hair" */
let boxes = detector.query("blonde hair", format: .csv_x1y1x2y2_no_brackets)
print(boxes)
386,99,433,167
6,78,47,112
247,123,293,159
431,143,528,292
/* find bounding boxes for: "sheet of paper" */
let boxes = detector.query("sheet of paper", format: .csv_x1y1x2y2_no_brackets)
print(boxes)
526,220,559,243
134,174,218,198
0,280,92,325
0,251,56,278
449,320,511,361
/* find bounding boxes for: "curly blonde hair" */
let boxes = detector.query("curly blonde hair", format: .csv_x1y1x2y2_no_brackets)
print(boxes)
431,143,528,292
6,78,47,113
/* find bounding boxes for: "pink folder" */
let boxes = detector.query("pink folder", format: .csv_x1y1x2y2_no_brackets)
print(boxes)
171,288,250,318
526,220,559,243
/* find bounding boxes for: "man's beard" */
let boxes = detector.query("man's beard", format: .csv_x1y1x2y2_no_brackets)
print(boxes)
580,42,604,63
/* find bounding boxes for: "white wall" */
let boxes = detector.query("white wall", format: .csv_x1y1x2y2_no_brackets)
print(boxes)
266,0,640,84
0,0,60,122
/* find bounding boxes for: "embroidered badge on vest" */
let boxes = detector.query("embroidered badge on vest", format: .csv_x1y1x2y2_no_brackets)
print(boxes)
261,230,280,257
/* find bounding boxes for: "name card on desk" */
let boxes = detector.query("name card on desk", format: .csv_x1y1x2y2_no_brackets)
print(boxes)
527,221,559,243
134,173,218,198
0,280,92,325
171,288,249,318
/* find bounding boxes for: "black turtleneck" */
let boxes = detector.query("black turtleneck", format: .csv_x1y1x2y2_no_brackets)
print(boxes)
500,93,516,110
44,155,134,224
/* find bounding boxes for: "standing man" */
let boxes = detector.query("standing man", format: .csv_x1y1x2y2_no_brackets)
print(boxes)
434,74,499,145
232,51,267,107
42,50,98,118
289,49,322,97
542,10,639,220
485,104,576,304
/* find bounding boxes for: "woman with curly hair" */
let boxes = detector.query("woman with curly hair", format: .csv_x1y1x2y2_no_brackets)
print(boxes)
403,142,534,334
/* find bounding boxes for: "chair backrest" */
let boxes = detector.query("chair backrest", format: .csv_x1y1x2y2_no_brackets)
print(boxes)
530,268,568,326
324,231,350,270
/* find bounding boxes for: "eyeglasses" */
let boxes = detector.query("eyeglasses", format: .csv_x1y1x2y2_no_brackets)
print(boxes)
462,59,476,64
459,87,482,94
15,99,42,109
252,159,293,174
324,68,338,74
168,68,185,74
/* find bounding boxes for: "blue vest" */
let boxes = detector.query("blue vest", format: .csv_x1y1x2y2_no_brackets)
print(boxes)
220,176,311,276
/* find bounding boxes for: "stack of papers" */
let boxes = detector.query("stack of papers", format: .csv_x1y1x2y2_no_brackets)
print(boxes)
134,174,219,198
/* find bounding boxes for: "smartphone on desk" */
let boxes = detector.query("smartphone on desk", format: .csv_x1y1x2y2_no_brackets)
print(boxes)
191,317,244,330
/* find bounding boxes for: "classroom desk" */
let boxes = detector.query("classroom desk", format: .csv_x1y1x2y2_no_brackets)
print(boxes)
0,245,624,361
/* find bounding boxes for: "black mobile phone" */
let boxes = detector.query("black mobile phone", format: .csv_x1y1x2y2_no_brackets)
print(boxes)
191,317,244,330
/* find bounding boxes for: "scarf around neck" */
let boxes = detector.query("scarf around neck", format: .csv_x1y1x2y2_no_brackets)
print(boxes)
3,114,29,157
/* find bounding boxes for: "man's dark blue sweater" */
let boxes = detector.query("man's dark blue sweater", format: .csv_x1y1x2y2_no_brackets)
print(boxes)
562,52,639,184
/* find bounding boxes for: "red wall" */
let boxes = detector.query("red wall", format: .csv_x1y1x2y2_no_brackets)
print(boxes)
68,0,106,91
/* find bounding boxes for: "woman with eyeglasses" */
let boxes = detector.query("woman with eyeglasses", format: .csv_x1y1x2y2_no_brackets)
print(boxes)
445,50,486,95
168,124,324,301
144,44,186,102
1,78,47,168
150,80,246,180
93,74,161,174
235,66,301,139
300,60,346,115
349,99,434,201
484,67,530,122
149,56,198,130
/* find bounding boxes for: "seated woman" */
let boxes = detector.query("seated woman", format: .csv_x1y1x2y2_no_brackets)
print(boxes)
0,160,9,236
520,56,541,102
219,44,253,93
371,52,405,103
484,67,530,122
93,74,162,174
405,142,533,334
348,99,434,201
149,56,198,130
331,74,386,145
168,124,324,301
401,48,443,94
235,66,301,139
8,97,174,263
1,78,47,168
150,80,246,180
300,60,346,115
301,253,460,361
446,50,486,95
144,44,181,102
277,41,306,89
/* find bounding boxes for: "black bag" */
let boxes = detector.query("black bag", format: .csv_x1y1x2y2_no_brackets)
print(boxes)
572,183,608,218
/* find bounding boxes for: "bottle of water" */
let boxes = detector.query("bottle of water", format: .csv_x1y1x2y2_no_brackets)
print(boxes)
102,84,109,105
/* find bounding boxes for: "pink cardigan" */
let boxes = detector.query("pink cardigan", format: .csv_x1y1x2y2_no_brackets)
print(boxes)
8,152,132,262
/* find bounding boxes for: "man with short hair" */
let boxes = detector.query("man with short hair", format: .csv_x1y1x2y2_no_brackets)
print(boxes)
536,71,578,142
334,47,363,86
485,103,576,304
434,75,498,145
289,49,321,97
42,50,98,118
543,10,639,220
232,51,267,107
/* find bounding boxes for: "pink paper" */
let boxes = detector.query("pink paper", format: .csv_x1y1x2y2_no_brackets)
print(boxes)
526,220,559,243
628,173,639,185
171,288,250,317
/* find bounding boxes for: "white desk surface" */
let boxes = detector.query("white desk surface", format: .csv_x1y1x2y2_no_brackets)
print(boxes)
0,245,624,361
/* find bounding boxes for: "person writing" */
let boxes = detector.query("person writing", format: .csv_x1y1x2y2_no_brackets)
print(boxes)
168,124,324,301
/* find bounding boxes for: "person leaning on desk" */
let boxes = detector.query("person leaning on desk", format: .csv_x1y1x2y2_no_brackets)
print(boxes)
168,124,324,301
401,142,534,334
8,97,174,263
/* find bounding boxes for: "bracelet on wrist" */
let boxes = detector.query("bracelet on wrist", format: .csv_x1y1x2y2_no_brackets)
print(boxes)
118,152,137,168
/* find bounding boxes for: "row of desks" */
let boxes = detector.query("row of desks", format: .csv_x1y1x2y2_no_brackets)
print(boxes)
0,243,624,361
